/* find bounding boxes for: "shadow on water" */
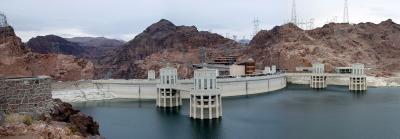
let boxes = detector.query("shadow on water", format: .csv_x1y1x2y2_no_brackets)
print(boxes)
157,107,181,116
351,91,367,100
190,119,223,139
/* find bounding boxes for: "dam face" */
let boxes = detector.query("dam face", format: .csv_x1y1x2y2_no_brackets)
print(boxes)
92,74,287,99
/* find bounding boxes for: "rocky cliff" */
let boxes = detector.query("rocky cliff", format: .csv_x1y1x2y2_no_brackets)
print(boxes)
0,26,94,81
249,19,400,77
96,19,241,79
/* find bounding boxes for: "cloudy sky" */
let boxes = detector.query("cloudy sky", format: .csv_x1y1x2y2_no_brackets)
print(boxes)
1,0,399,42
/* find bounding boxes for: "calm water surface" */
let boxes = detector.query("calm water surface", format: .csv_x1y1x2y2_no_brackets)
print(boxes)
73,85,400,139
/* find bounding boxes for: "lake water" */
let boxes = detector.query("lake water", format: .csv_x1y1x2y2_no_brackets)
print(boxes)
73,85,400,139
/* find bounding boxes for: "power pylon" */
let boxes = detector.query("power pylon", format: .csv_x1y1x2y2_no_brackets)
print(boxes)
343,0,349,23
291,0,297,24
252,17,260,38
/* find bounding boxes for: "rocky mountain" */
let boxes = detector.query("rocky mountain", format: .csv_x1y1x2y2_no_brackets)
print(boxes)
27,35,86,56
0,26,94,81
27,35,123,60
4,18,399,80
96,19,241,79
67,37,125,48
248,19,400,77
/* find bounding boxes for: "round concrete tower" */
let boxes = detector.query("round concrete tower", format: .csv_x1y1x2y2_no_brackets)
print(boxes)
156,65,182,108
190,68,222,120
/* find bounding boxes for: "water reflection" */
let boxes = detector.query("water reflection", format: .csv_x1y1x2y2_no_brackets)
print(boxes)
190,119,223,139
351,91,367,100
157,107,180,116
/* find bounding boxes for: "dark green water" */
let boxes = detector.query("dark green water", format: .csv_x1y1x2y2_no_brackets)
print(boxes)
73,85,400,139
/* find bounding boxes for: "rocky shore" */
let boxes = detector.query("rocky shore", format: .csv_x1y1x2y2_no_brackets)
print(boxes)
0,99,102,139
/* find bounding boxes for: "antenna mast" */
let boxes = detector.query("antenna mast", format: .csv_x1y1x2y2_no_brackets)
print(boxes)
343,0,349,23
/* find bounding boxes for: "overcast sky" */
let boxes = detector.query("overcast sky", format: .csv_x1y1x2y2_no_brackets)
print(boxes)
1,0,399,42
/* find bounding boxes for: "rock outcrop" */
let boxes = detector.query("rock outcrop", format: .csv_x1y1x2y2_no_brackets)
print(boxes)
248,20,400,77
47,99,100,137
0,26,94,81
0,99,101,138
96,19,241,79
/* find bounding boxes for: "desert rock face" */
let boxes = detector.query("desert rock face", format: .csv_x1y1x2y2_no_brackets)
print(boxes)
0,26,27,58
249,19,400,77
0,26,94,81
97,19,241,79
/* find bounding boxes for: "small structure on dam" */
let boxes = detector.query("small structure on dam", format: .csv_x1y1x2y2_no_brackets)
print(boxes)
310,63,327,89
147,70,156,80
190,68,222,120
156,65,182,108
349,63,367,91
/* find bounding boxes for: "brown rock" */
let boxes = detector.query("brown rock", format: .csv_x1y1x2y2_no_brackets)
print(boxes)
46,99,100,137
69,112,100,136
0,26,95,81
248,19,400,76
96,19,241,79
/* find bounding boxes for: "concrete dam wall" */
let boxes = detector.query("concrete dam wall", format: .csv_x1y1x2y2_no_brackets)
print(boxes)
92,74,287,99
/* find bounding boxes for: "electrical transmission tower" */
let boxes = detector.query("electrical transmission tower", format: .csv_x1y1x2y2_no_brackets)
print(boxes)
0,12,7,44
291,0,297,25
307,19,315,30
1,11,8,44
0,12,8,27
0,11,14,65
343,0,349,23
252,17,260,38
